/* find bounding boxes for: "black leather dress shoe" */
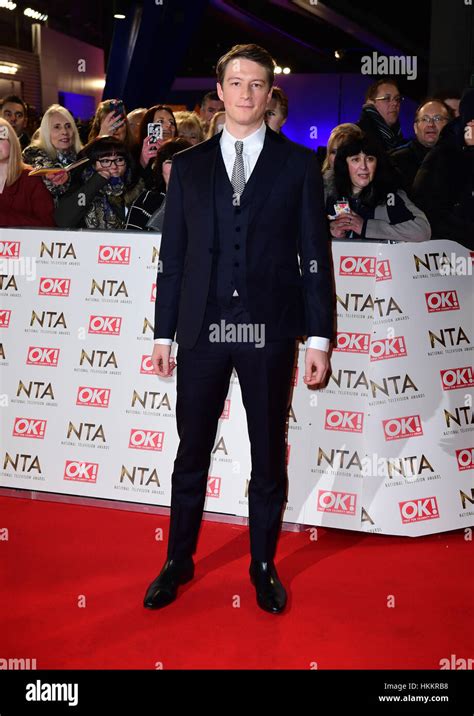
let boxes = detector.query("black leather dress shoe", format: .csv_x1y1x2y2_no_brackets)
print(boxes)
249,560,287,614
143,557,194,609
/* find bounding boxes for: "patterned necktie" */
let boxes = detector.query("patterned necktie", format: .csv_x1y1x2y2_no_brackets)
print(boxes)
231,140,245,197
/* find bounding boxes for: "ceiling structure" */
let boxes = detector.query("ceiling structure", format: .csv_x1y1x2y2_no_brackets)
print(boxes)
0,0,431,97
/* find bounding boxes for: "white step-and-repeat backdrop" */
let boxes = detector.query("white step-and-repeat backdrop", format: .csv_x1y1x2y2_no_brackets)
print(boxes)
0,229,472,536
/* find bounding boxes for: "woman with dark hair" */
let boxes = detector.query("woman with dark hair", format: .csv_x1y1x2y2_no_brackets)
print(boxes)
88,99,134,152
125,137,191,231
55,135,143,230
325,134,430,242
136,105,177,182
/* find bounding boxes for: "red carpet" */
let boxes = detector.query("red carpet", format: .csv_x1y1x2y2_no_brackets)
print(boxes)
1,494,472,670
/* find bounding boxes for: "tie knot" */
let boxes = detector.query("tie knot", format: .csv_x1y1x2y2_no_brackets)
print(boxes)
235,140,243,155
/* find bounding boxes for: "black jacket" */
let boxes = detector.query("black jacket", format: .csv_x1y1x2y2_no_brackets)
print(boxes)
389,139,430,197
154,127,334,348
412,120,474,249
357,105,405,152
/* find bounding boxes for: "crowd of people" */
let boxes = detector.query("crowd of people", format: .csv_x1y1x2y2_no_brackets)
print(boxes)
0,80,472,248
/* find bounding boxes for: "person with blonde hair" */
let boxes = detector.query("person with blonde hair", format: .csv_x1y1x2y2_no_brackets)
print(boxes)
127,107,147,144
23,104,83,201
206,110,226,138
322,123,363,173
0,117,55,227
174,111,205,145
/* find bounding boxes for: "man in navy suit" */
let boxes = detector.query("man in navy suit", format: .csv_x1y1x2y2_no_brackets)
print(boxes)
144,44,334,613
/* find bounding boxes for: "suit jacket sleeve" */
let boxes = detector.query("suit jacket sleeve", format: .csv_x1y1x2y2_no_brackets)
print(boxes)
298,151,335,341
154,156,188,339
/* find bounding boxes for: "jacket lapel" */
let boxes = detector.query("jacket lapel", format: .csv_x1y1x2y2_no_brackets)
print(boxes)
186,127,292,237
246,128,292,225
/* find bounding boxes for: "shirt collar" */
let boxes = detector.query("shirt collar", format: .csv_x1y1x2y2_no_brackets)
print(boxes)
220,120,266,155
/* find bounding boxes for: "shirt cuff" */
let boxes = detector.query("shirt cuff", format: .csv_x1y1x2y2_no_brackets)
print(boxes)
154,338,173,345
307,336,330,352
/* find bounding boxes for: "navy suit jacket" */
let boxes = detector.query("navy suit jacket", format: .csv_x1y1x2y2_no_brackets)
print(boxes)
154,126,334,349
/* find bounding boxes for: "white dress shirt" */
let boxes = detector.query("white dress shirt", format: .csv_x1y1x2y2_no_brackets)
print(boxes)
155,121,329,352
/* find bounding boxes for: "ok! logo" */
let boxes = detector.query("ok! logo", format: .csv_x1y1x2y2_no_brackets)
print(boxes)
324,409,364,433
38,277,70,297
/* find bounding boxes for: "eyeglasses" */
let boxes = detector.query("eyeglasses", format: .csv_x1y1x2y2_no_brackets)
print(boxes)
374,95,403,104
416,115,449,125
97,156,126,167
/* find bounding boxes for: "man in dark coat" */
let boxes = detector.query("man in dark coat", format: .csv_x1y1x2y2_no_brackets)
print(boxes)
413,88,474,249
144,44,334,614
358,77,405,152
390,99,453,196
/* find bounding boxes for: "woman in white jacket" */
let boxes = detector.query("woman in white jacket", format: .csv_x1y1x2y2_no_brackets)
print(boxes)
325,134,431,242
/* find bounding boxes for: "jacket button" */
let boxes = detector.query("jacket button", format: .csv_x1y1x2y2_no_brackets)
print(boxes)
234,243,240,249
208,248,213,254
235,226,241,232
234,261,239,267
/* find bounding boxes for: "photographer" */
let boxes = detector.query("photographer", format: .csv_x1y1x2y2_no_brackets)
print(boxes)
126,138,191,231
88,99,134,151
136,105,177,187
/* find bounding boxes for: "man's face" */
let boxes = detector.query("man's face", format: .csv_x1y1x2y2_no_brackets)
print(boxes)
1,102,27,136
201,99,224,125
414,101,450,148
217,58,272,130
369,83,401,127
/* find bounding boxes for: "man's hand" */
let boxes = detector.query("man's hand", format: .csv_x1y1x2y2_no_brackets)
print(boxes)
304,347,330,387
151,343,176,377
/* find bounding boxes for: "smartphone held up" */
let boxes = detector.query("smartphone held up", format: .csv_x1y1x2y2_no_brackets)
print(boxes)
148,121,163,145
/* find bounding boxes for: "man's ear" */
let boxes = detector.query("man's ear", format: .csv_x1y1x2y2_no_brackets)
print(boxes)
216,83,224,103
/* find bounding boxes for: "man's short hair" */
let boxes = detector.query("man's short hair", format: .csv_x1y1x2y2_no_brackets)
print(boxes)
414,97,454,121
364,77,401,103
1,95,27,113
216,44,275,88
200,91,221,108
